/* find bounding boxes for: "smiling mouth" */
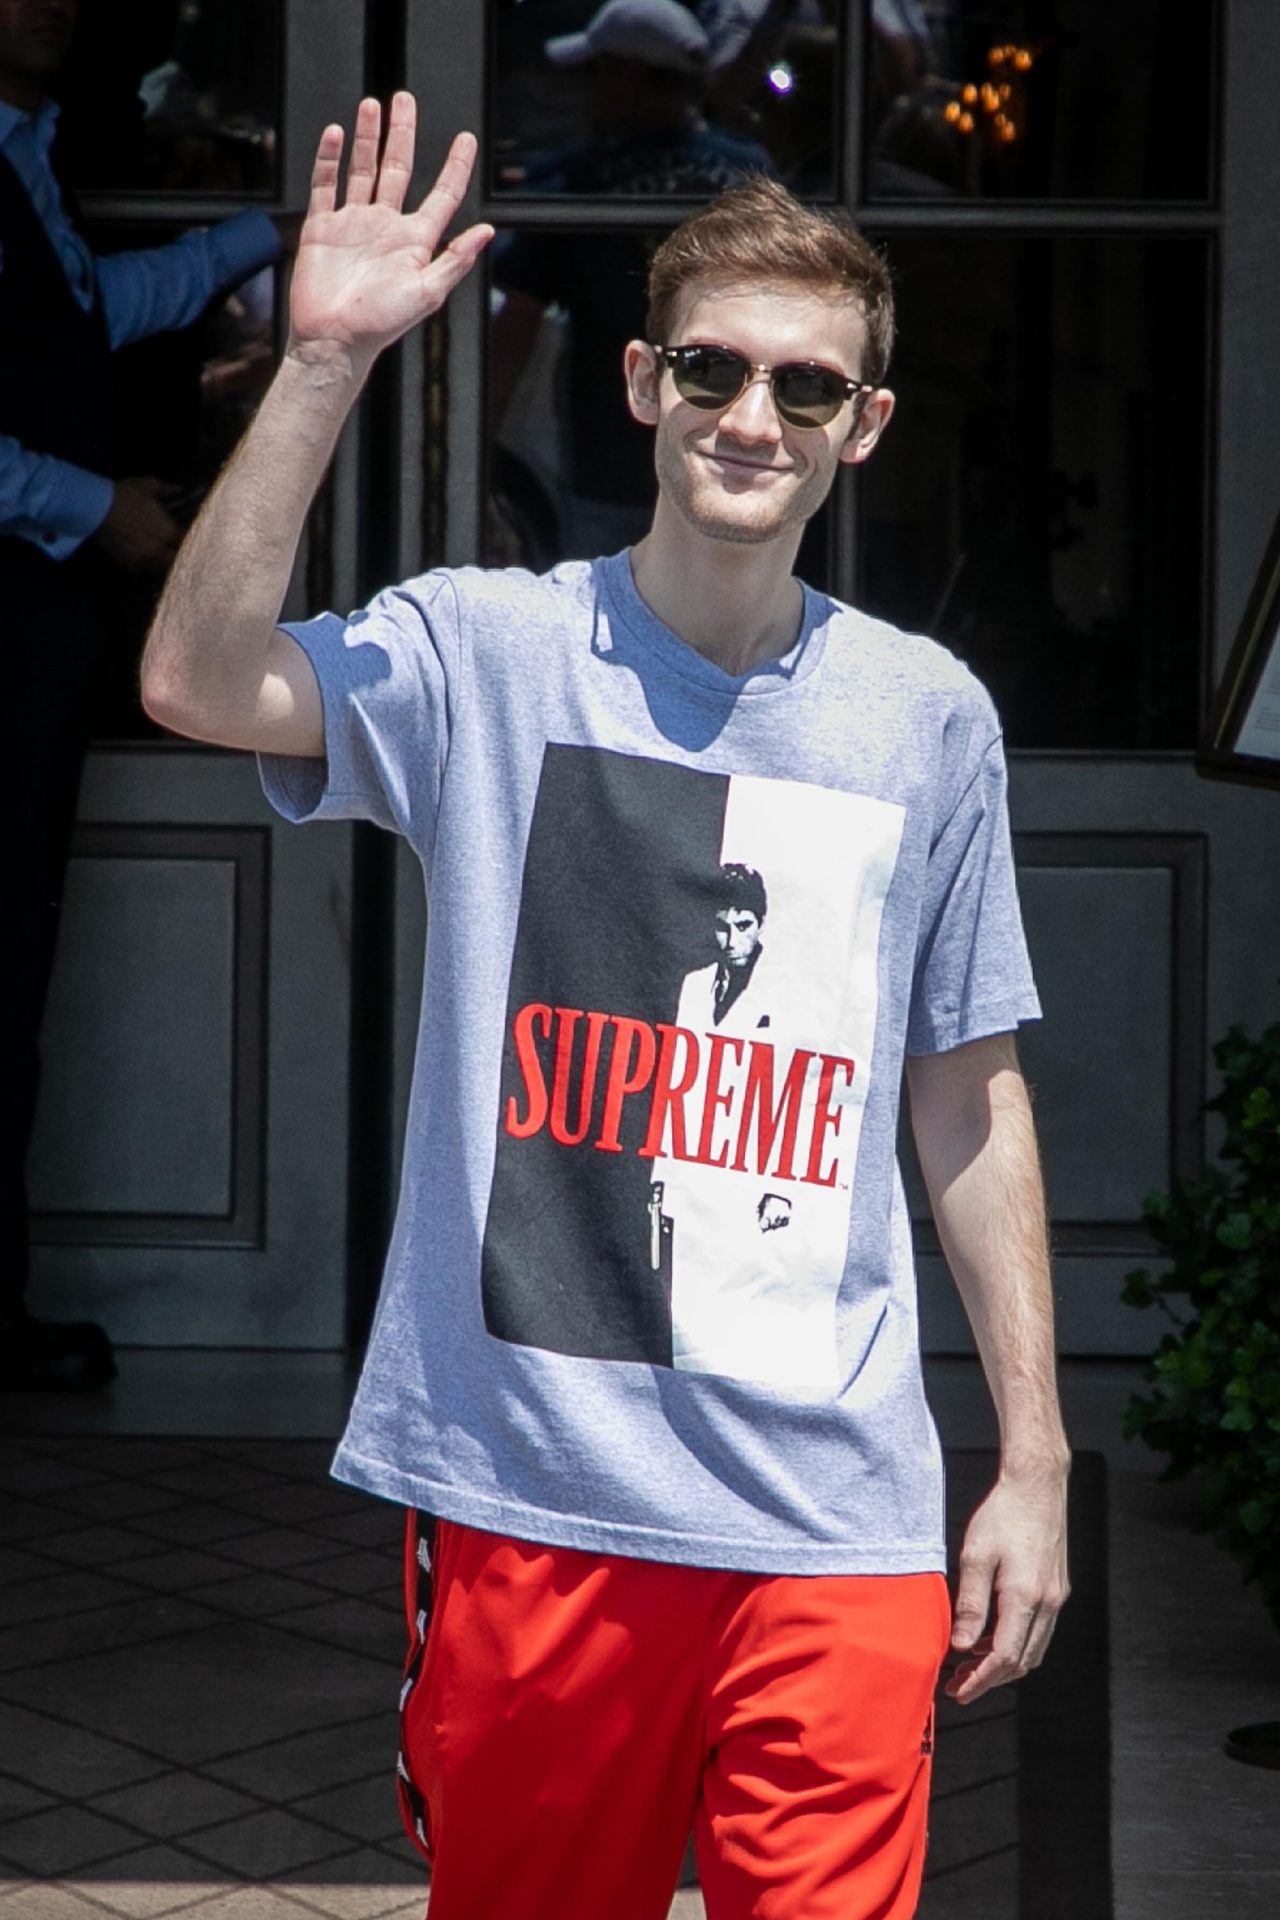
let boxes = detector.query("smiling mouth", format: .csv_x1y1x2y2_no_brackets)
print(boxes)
703,451,792,475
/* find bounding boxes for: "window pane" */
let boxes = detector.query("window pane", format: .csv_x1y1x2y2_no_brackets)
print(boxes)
489,227,654,564
485,229,833,587
489,0,841,200
867,1,1215,202
55,0,282,196
860,233,1208,747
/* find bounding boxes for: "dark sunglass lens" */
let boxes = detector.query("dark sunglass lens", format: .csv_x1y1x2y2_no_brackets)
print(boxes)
671,347,747,409
772,364,845,426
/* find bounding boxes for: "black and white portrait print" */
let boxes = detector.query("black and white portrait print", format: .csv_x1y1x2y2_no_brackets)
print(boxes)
481,745,904,1391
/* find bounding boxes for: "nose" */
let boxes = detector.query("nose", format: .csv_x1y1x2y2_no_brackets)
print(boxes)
716,369,784,444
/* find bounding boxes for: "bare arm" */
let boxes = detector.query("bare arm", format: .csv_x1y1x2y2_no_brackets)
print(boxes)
906,1031,1070,1704
140,94,492,756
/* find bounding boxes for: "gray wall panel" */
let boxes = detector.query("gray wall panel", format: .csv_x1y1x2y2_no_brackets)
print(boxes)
917,1252,1153,1359
912,758,1280,1357
1018,864,1173,1221
30,751,352,1350
28,857,235,1218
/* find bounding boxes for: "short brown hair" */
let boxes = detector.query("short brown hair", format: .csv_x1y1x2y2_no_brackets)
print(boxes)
646,175,895,384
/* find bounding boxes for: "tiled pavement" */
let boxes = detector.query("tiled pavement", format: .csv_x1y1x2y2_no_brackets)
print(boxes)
0,1434,427,1920
7,1357,1280,1918
0,1431,1026,1920
3,1431,1046,1920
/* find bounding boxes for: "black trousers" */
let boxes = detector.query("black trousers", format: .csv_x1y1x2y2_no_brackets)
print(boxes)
1,536,107,1309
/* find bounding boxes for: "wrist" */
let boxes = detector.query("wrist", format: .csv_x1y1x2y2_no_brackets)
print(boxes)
45,462,115,542
998,1442,1072,1485
282,334,376,387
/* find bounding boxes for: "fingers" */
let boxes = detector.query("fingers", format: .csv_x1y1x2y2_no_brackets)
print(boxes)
949,1551,994,1656
946,1584,1070,1704
416,130,481,239
308,124,343,218
1020,1593,1065,1672
421,221,495,307
375,90,416,210
312,97,468,222
943,1631,993,1702
345,96,382,207
947,1597,1037,1704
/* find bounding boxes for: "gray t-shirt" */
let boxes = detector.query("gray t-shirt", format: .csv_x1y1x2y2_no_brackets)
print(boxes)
260,551,1040,1575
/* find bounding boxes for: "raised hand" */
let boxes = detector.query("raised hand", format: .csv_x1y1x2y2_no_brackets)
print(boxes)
288,93,493,368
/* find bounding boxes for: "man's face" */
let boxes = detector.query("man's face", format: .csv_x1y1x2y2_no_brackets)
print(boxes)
0,0,77,81
633,280,890,549
714,908,762,969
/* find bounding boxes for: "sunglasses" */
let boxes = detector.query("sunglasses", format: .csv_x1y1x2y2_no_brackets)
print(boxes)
652,343,876,429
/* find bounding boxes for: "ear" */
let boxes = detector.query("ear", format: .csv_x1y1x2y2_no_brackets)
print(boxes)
838,387,895,466
625,340,661,427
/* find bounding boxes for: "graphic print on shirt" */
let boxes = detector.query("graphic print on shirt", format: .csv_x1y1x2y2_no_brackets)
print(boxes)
480,745,905,1393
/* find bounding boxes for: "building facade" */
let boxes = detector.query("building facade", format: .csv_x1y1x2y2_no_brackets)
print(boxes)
28,0,1280,1361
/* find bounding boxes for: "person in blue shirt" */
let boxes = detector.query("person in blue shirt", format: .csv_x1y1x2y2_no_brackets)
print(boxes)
0,0,285,1390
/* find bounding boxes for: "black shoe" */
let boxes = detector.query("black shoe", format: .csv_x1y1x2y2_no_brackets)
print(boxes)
0,1310,117,1392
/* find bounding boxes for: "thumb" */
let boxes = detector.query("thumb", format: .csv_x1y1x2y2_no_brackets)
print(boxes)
422,223,494,308
950,1558,993,1649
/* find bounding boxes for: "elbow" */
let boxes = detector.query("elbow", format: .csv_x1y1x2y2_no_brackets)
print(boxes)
139,663,166,725
138,653,183,734
140,649,206,742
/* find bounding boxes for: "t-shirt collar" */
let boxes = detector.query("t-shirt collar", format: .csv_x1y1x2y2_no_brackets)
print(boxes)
596,547,828,698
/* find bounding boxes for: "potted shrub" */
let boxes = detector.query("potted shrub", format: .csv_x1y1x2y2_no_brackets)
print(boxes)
1121,1006,1280,1765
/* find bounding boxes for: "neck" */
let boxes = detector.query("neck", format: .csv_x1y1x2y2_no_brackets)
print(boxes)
630,500,806,676
0,69,46,115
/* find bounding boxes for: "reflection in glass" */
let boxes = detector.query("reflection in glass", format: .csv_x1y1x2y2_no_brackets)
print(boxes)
85,227,277,737
485,235,831,589
490,1,841,199
860,233,1208,747
488,232,657,566
867,0,1215,201
55,0,282,196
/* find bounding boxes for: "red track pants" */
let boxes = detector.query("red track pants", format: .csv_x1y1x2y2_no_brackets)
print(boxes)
398,1515,950,1920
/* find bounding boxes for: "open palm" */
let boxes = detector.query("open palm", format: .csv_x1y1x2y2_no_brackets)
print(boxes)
289,93,492,362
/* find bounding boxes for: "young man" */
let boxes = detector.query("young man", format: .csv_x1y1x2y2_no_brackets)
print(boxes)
142,95,1070,1920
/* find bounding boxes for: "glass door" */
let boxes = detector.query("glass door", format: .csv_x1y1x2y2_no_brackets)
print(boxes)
398,2,1280,1358
27,0,369,1354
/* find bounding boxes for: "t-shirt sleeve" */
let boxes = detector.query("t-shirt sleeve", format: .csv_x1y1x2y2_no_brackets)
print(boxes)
905,732,1041,1055
257,572,461,852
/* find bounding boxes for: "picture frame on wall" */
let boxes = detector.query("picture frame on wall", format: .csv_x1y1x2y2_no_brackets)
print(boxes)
1199,506,1280,788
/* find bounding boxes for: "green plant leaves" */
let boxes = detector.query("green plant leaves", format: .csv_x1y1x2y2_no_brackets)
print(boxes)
1121,996,1280,1628
1122,1268,1156,1309
1217,1212,1254,1251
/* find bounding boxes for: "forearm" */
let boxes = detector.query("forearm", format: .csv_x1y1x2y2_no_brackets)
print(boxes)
141,342,367,734
145,96,488,743
913,1056,1069,1475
